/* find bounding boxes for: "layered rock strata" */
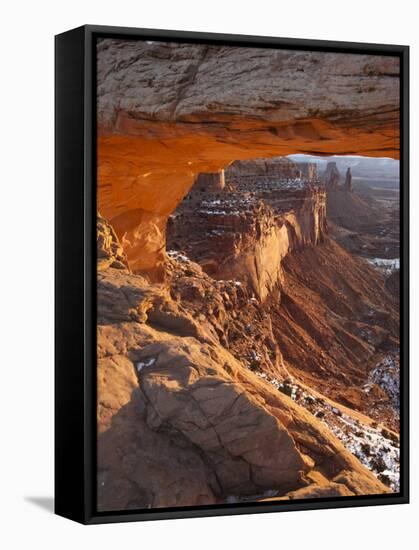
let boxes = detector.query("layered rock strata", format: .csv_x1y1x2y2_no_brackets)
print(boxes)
167,158,326,300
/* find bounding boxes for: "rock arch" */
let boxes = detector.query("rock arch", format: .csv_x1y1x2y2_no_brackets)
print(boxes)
97,39,399,278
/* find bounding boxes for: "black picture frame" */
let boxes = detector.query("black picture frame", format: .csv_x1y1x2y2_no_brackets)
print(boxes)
55,24,409,525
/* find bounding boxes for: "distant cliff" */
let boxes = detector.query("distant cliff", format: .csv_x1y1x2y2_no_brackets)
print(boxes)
168,157,326,300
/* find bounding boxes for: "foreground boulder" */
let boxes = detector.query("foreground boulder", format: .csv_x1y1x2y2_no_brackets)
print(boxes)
97,265,389,511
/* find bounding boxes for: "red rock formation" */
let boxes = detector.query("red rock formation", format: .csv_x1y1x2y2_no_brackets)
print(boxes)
168,157,326,300
194,170,225,192
226,157,302,179
297,162,318,181
97,39,400,278
166,157,399,429
97,257,390,511
272,238,399,430
97,213,129,271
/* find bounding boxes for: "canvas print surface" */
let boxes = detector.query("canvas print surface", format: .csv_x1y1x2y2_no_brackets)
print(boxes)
96,38,400,512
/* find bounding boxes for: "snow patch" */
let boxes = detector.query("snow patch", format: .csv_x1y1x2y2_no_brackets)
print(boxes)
167,250,191,263
136,357,156,372
366,258,400,275
253,371,400,491
365,355,400,409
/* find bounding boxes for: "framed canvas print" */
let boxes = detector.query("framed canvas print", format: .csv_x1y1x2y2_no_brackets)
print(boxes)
55,25,409,524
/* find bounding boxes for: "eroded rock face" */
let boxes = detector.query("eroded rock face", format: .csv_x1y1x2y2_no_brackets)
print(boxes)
138,339,311,495
97,254,390,511
97,353,218,509
97,39,399,277
168,183,399,431
275,238,399,430
97,213,129,272
167,157,326,300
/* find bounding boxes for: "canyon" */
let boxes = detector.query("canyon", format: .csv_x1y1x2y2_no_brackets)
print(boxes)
96,39,400,512
166,158,399,430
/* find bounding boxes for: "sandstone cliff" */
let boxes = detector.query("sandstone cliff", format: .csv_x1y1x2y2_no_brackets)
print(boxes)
168,157,326,300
